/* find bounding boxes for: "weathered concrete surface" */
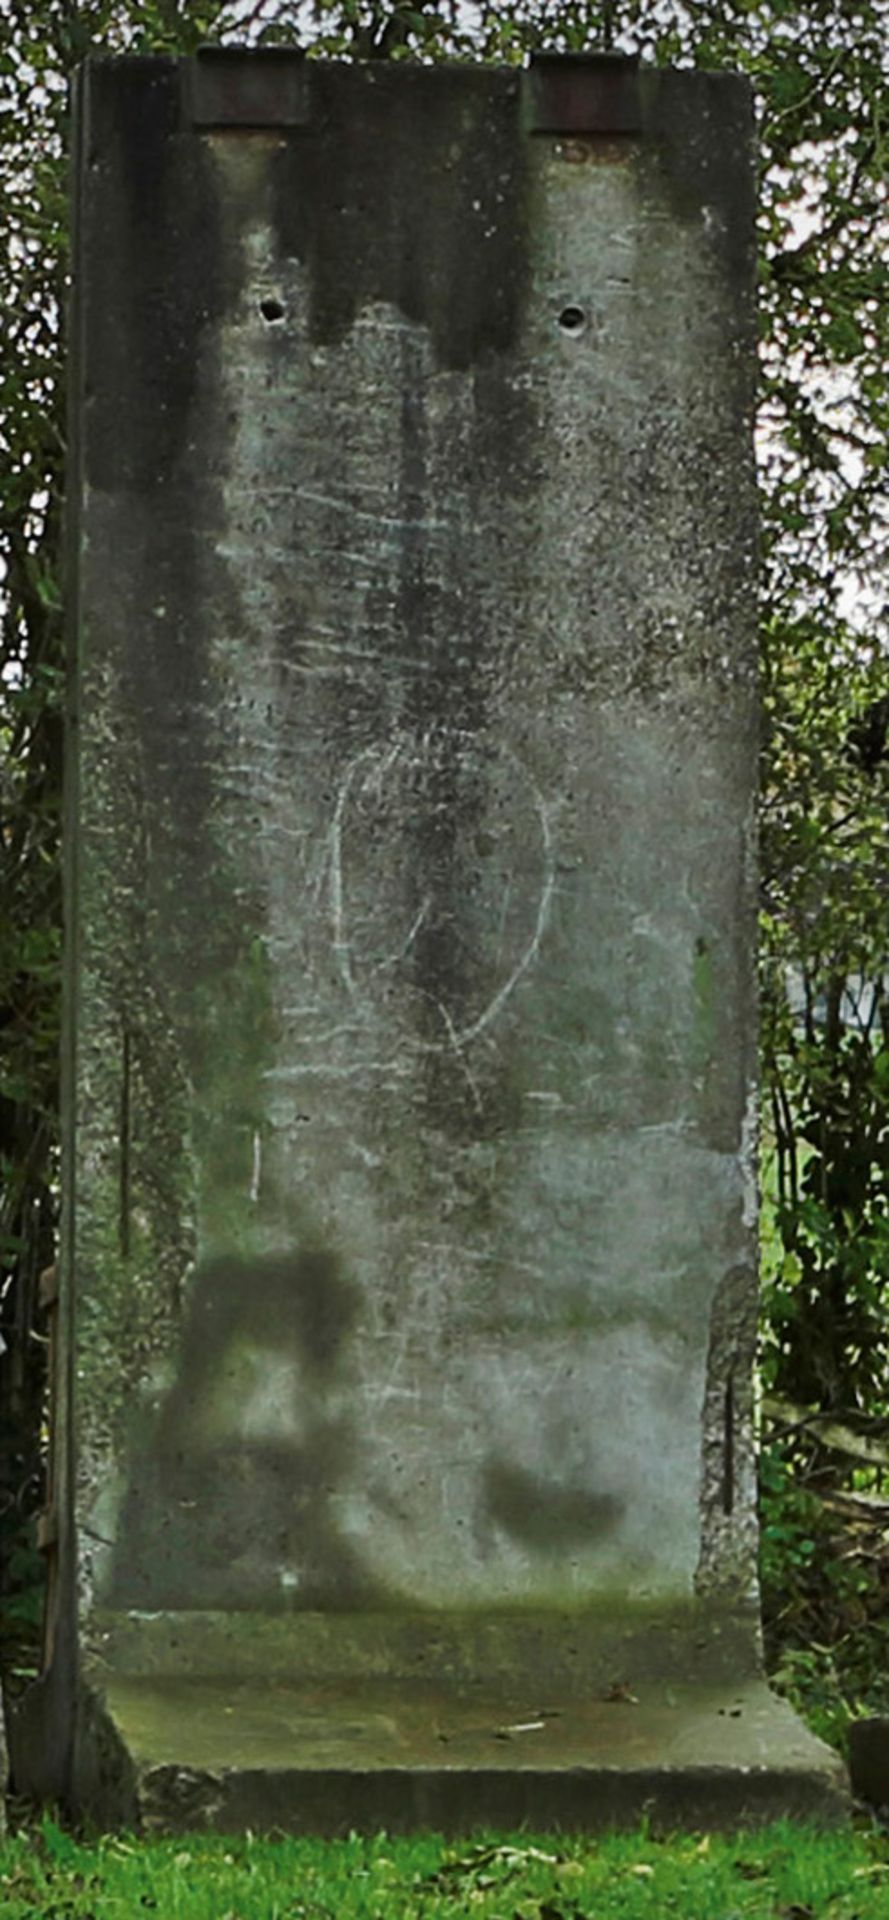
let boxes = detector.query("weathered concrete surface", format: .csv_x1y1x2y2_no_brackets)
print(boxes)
9,50,846,1825
67,1608,846,1829
70,52,760,1620
89,1676,849,1836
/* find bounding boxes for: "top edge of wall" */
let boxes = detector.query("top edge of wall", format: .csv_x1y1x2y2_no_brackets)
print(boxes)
73,48,753,139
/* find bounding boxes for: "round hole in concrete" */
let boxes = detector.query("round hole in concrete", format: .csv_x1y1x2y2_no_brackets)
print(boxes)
260,296,286,324
558,304,587,336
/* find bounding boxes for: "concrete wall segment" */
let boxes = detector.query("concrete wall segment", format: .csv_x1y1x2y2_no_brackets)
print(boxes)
65,52,759,1635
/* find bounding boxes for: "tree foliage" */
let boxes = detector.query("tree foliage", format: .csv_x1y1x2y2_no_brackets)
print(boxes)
2,0,887,1715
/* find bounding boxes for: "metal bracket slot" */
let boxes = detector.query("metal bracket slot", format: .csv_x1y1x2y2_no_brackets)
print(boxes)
188,48,312,130
526,51,641,136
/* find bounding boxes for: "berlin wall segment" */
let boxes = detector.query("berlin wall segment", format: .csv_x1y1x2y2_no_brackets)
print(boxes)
9,50,847,1830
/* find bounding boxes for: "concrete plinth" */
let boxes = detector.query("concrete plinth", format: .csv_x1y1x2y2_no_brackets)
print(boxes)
10,49,847,1827
92,1680,847,1836
67,1612,846,1831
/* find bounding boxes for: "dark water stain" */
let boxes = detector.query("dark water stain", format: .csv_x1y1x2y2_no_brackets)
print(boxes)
172,1250,361,1385
638,68,756,409
84,57,235,491
269,64,532,369
82,59,250,993
108,1247,385,1610
483,1460,624,1553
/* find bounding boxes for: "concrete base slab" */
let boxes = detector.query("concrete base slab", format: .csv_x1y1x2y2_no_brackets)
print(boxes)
87,1674,848,1834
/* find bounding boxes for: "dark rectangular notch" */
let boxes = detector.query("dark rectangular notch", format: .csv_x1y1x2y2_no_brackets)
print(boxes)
527,51,641,136
188,47,311,129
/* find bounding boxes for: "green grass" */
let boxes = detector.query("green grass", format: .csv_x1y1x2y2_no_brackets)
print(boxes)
1,1821,888,1920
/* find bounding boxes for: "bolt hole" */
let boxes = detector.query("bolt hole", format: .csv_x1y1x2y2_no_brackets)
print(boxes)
260,296,285,324
558,304,587,336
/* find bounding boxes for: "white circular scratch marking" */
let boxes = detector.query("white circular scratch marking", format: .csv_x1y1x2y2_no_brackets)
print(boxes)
328,729,555,1054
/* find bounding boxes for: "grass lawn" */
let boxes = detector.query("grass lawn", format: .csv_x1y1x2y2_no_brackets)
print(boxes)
0,1821,888,1919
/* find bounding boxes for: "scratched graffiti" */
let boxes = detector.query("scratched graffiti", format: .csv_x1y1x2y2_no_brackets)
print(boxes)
327,726,554,1056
